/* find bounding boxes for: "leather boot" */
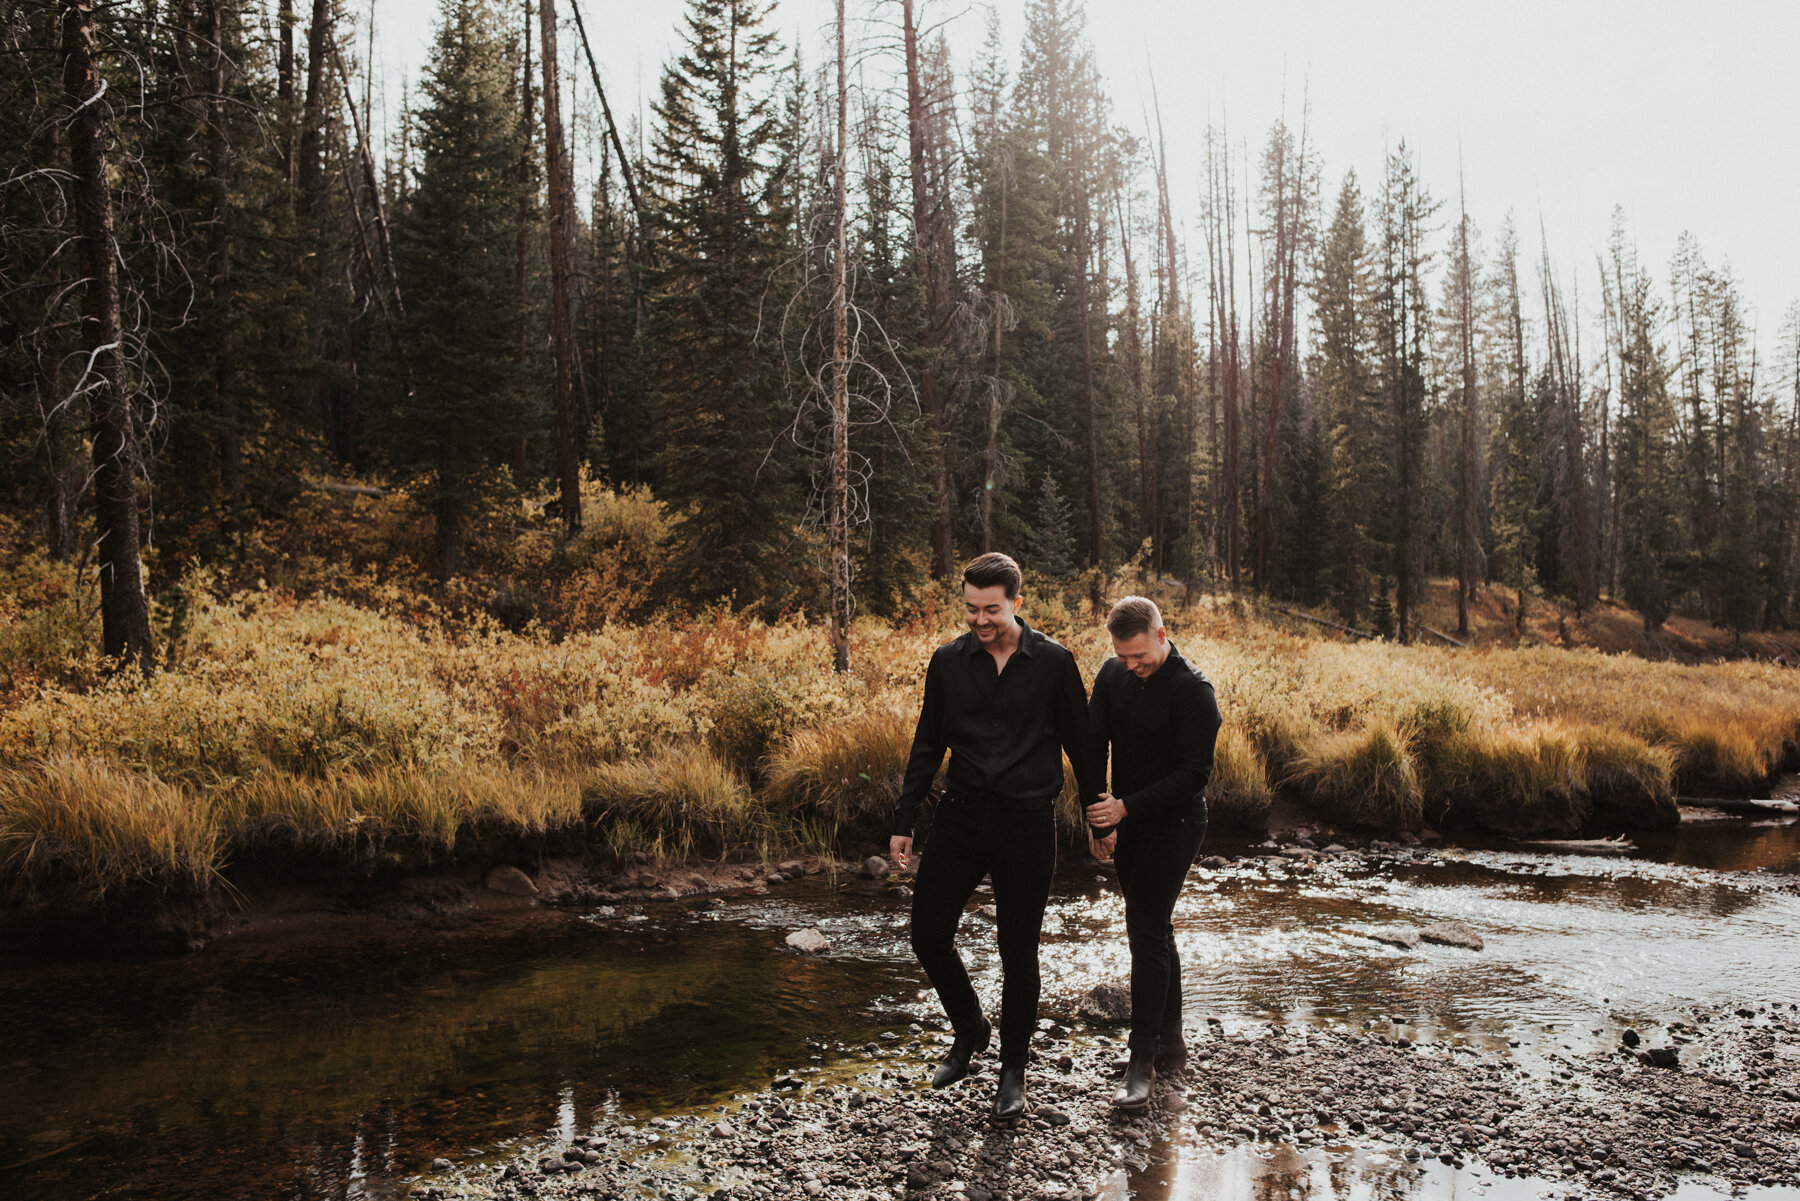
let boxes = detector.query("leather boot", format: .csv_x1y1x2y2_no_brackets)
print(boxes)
1111,1050,1156,1110
992,1064,1027,1120
1154,1038,1188,1076
930,1019,992,1089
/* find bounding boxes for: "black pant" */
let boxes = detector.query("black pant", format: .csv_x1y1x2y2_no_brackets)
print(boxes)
909,795,1056,1068
1113,804,1206,1055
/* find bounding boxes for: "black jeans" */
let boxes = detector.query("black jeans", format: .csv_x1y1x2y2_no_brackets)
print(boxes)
1113,804,1206,1055
909,795,1057,1068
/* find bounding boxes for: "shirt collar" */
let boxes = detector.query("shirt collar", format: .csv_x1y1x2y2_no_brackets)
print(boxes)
963,614,1038,657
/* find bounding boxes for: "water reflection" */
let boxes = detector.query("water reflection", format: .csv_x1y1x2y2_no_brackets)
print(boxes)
0,814,1795,1201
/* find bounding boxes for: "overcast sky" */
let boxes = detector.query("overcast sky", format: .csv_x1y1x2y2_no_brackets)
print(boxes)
367,0,1800,351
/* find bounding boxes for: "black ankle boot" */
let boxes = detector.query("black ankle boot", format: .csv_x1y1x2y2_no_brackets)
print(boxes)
992,1064,1027,1120
931,1019,992,1089
1111,1050,1156,1109
1153,1039,1188,1076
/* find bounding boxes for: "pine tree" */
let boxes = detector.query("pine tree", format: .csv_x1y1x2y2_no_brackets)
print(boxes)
1313,172,1383,622
1604,215,1678,629
384,0,531,579
1486,216,1540,634
647,0,800,610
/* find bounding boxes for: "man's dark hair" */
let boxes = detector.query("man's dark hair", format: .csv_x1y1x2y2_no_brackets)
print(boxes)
1105,596,1164,640
963,552,1022,599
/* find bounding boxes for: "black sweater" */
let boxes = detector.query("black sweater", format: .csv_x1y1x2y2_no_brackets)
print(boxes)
1087,642,1221,830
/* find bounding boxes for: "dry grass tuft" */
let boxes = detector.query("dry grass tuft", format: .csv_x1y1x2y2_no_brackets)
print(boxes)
1576,726,1678,828
1426,725,1589,837
581,747,764,860
1290,719,1422,830
0,757,221,902
764,709,914,834
1205,725,1272,829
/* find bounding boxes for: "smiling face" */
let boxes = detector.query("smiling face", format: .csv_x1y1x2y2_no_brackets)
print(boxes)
963,582,1021,644
1111,627,1170,679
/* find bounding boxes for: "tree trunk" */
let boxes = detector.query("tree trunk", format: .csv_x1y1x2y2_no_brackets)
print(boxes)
539,0,581,532
512,0,533,480
828,0,851,672
210,0,241,548
296,0,329,213
901,0,952,580
278,0,295,186
61,0,153,671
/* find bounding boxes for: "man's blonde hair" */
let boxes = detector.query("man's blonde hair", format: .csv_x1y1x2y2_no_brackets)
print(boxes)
1105,596,1164,640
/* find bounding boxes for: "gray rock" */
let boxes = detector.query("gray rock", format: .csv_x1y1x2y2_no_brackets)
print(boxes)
485,865,539,896
430,1158,454,1171
1640,1047,1681,1069
861,855,890,878
1418,919,1484,950
1370,928,1422,950
1077,981,1132,1023
785,928,830,955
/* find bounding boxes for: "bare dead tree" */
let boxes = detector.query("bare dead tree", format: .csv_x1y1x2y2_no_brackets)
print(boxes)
60,0,153,670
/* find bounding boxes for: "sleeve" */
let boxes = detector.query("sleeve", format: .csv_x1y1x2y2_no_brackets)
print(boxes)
1119,674,1221,819
893,651,948,836
1053,651,1107,836
1087,660,1112,805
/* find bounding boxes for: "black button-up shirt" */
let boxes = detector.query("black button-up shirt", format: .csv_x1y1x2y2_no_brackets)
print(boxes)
893,617,1100,836
1088,642,1221,830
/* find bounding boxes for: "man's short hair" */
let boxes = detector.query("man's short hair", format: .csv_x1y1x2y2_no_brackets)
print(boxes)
1106,596,1164,640
963,552,1022,599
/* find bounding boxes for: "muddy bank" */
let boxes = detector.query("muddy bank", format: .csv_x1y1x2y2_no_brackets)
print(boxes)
407,1005,1800,1201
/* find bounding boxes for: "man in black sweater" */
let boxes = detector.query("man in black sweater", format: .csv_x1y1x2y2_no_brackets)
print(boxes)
1085,595,1221,1109
890,553,1102,1120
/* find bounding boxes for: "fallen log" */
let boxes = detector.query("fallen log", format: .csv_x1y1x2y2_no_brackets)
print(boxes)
1514,836,1636,856
1677,797,1800,815
1260,603,1379,641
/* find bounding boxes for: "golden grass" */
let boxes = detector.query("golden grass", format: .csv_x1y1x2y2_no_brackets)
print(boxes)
581,747,765,860
6,576,1800,905
0,757,221,901
1290,719,1423,830
763,709,914,832
1206,725,1272,828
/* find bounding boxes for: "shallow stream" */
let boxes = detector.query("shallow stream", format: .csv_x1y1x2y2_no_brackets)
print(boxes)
2,813,1796,1201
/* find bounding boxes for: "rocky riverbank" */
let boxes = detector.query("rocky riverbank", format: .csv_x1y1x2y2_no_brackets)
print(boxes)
404,999,1800,1201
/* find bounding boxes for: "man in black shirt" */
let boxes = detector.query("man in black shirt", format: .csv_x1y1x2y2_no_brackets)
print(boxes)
890,552,1101,1120
1085,595,1220,1109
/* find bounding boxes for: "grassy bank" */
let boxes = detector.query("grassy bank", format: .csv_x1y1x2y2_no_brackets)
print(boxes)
4,564,1799,916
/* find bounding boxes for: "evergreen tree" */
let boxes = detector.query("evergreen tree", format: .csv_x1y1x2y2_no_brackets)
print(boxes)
1486,216,1540,632
1604,216,1679,629
384,0,532,579
647,0,800,610
1312,172,1383,622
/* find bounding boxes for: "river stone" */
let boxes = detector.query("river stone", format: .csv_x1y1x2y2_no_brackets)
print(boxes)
431,1158,454,1171
861,855,890,878
1077,981,1132,1023
785,928,830,955
485,865,539,896
1640,1046,1681,1068
1419,919,1484,950
1370,928,1422,950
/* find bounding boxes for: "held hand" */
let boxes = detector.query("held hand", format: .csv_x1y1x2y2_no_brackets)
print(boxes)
889,834,914,871
1085,792,1126,828
1088,832,1117,862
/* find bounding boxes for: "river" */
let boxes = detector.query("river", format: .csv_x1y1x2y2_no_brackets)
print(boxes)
2,811,1796,1201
